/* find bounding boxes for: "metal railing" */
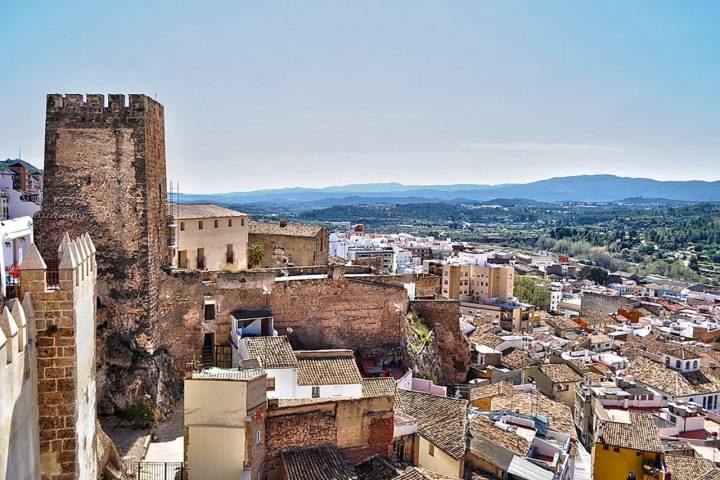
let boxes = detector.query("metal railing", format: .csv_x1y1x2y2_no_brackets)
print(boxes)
123,460,185,480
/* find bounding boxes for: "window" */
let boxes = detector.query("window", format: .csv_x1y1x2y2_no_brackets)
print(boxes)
226,244,234,263
603,444,609,450
199,220,203,230
180,222,185,231
241,218,245,226
428,442,435,457
204,302,216,321
613,447,620,453
694,360,699,369
214,219,219,228
676,359,681,368
178,250,188,269
267,377,276,391
311,386,320,398
228,218,233,227
197,248,205,269
255,431,261,446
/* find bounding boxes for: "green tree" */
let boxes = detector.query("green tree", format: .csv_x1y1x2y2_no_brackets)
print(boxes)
514,275,549,310
247,244,264,269
584,266,610,286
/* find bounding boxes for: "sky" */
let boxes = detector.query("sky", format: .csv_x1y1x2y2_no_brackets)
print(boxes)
0,1,718,193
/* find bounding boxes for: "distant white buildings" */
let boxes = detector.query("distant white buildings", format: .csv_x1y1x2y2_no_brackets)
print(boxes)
0,217,34,298
0,161,42,220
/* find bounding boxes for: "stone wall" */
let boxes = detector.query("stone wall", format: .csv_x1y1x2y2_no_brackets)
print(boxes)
0,297,40,480
248,229,329,268
245,403,267,479
157,275,409,371
269,278,408,350
265,395,394,479
372,274,441,298
409,300,470,385
580,291,632,315
20,235,98,480
35,93,173,413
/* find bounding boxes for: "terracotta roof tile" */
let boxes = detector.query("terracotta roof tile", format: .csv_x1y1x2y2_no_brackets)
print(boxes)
665,454,719,480
501,350,541,370
597,411,662,452
396,467,458,479
241,336,298,368
355,455,399,480
469,382,516,402
296,350,363,386
538,364,582,384
363,377,397,397
469,416,529,457
395,389,468,459
177,204,247,219
250,220,324,237
281,445,357,480
624,356,720,397
469,331,505,349
491,392,576,441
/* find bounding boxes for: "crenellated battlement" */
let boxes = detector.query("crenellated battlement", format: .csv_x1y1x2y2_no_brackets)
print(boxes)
17,231,98,479
20,232,97,295
46,93,163,116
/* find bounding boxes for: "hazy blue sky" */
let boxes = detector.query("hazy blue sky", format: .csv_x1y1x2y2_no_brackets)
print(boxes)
1,1,718,192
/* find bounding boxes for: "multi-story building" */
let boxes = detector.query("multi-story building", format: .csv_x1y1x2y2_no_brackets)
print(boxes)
174,204,249,271
592,411,665,480
184,368,267,480
623,347,720,411
460,301,540,332
0,160,42,220
524,363,582,410
0,216,34,298
235,336,364,401
441,263,514,303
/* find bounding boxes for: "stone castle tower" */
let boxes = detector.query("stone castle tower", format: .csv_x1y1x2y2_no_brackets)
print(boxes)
35,94,174,412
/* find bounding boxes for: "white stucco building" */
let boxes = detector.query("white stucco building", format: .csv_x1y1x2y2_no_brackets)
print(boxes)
235,336,364,400
0,216,33,298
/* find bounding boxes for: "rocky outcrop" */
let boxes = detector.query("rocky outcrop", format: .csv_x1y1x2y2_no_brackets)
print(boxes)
408,300,470,384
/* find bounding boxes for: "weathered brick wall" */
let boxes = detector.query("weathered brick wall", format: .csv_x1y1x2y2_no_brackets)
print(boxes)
266,408,336,479
371,273,441,298
35,94,172,413
245,403,267,480
265,395,394,480
157,275,409,370
157,271,268,372
410,300,470,384
248,230,328,268
268,278,408,350
580,291,631,314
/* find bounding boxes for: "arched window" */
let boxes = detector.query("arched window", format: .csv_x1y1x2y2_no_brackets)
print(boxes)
693,360,699,369
676,359,681,368
665,357,670,366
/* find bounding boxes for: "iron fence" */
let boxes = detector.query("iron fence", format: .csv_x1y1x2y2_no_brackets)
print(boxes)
123,461,185,480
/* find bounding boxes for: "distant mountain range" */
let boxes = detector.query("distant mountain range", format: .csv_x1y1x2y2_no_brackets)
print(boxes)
179,175,720,209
